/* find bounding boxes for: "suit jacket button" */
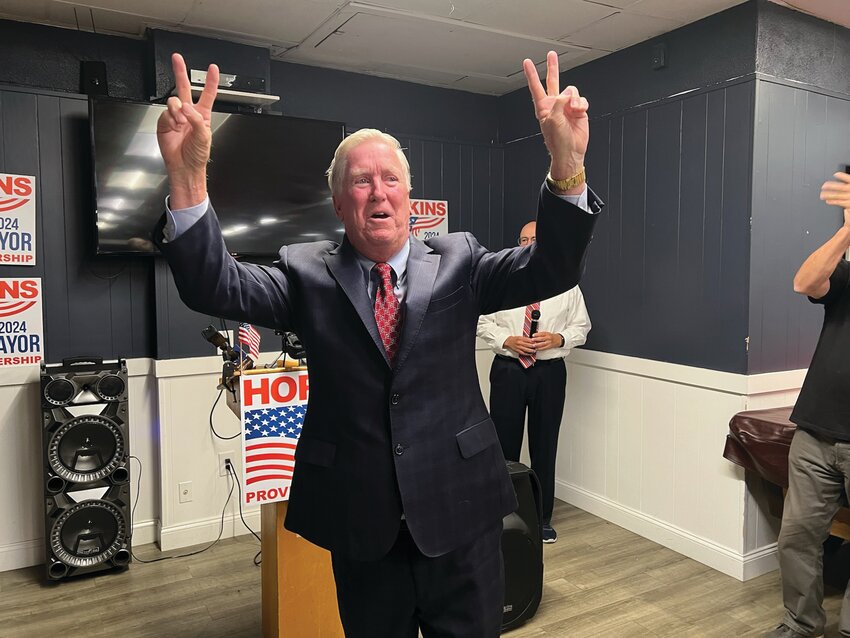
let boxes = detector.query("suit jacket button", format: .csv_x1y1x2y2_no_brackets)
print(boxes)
394,443,404,456
391,393,401,405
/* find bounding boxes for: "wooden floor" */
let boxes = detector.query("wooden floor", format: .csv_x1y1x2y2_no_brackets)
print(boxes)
2,501,847,638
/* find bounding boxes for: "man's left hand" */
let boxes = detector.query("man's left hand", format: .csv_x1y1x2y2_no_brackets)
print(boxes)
531,331,562,351
523,51,589,184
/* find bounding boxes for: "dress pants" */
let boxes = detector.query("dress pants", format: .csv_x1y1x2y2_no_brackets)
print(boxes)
330,520,504,638
779,428,850,637
488,355,566,526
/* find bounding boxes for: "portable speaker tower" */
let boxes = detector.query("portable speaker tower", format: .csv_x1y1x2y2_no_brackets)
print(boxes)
502,461,543,631
40,357,132,580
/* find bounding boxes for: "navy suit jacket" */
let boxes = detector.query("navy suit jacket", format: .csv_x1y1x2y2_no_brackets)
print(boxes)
156,184,600,560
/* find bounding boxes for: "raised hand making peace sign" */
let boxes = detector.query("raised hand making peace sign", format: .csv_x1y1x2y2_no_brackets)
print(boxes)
156,53,220,209
523,51,590,192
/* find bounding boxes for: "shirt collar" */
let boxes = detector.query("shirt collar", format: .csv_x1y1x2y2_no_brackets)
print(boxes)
354,238,410,284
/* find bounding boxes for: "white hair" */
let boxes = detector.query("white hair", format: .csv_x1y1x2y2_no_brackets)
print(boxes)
326,128,412,195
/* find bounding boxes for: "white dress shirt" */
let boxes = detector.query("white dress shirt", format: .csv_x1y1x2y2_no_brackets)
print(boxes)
476,287,590,360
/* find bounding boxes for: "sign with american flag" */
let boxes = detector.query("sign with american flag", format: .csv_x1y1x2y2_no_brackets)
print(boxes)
408,199,448,241
240,369,308,505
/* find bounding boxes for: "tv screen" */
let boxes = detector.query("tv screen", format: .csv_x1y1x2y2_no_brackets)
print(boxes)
90,98,345,256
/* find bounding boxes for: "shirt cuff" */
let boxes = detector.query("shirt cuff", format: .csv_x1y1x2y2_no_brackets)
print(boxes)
163,195,210,242
544,182,591,214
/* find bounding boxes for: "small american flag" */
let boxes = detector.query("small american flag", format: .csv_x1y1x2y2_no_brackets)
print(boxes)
238,322,261,361
243,404,304,486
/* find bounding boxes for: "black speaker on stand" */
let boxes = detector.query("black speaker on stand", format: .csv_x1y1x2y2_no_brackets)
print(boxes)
40,357,132,581
502,461,543,631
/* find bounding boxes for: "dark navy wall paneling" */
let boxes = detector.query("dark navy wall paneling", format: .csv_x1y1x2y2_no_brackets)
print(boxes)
748,80,850,373
497,1,757,145
0,88,154,362
568,81,754,373
271,61,499,146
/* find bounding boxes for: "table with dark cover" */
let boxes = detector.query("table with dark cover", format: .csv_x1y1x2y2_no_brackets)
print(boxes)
724,406,850,539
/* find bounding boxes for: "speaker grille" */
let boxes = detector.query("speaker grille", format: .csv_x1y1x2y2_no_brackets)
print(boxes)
95,374,125,401
47,415,125,484
44,378,77,406
50,499,127,568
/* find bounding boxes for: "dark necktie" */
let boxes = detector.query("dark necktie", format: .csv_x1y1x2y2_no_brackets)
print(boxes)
374,263,401,362
519,302,540,369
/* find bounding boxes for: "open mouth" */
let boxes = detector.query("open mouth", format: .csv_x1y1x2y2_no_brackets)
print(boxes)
371,212,391,219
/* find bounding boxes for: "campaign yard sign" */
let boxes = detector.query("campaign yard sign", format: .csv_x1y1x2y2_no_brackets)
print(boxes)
409,199,448,240
0,278,43,367
0,174,36,265
240,369,309,506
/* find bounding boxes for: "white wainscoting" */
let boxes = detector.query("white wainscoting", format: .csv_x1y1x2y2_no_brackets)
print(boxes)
484,347,805,581
3,348,805,578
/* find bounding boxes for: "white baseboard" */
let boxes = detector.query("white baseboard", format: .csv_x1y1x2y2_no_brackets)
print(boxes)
0,538,43,572
556,481,778,581
158,510,262,552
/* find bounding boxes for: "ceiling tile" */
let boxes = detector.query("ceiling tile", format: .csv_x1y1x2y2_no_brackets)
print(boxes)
183,0,343,44
626,0,747,23
461,0,616,40
565,11,682,51
55,0,193,23
583,0,642,8
310,10,579,78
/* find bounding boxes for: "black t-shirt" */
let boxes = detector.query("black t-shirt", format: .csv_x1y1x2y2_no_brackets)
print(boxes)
791,259,850,440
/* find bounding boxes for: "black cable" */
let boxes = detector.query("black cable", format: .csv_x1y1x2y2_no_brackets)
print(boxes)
227,463,262,545
210,386,241,440
130,463,235,564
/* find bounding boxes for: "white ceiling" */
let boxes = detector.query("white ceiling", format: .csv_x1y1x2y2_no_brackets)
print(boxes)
0,0,836,95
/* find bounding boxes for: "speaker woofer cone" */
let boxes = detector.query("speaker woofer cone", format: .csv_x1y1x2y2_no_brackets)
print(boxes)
50,500,127,568
95,374,125,401
48,415,125,484
44,378,77,406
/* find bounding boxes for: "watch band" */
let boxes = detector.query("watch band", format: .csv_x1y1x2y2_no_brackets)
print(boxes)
546,167,586,192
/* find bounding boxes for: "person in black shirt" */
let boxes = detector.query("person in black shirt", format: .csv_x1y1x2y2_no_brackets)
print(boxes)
764,172,850,638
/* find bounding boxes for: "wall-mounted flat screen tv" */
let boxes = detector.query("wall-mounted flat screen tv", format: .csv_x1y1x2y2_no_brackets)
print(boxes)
90,98,345,256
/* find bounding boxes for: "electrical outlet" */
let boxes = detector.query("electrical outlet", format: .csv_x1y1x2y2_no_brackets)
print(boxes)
219,451,235,477
178,481,193,503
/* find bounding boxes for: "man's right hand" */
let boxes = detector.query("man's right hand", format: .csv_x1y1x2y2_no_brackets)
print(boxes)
503,336,536,356
157,53,219,209
820,172,850,228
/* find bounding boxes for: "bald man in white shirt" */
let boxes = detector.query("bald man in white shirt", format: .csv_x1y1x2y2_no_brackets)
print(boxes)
477,221,591,544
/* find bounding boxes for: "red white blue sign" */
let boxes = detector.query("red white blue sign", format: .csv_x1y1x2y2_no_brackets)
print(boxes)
0,173,36,266
240,369,309,505
0,278,43,367
409,199,448,240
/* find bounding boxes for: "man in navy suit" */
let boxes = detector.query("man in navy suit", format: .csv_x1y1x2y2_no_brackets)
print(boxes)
154,51,602,637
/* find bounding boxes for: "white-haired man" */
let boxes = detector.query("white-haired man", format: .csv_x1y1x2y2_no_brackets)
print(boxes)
153,51,602,637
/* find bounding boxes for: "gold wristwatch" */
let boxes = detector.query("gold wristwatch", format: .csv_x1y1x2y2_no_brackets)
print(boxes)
546,167,586,192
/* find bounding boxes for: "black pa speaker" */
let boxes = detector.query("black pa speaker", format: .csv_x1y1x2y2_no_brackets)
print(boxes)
40,357,132,580
502,461,543,631
80,60,108,96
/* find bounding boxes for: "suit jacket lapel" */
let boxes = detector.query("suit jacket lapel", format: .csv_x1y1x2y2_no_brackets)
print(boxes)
395,237,439,371
324,238,391,367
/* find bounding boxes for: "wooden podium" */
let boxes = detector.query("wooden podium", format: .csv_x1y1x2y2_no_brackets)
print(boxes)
261,501,343,637
227,364,343,637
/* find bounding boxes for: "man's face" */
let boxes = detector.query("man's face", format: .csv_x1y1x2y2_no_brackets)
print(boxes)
519,222,536,246
333,140,411,261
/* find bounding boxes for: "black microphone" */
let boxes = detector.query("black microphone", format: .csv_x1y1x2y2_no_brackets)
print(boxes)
529,309,541,337
201,325,253,370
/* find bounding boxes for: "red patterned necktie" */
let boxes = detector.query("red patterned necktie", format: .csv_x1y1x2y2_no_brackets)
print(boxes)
519,302,540,369
374,263,401,363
